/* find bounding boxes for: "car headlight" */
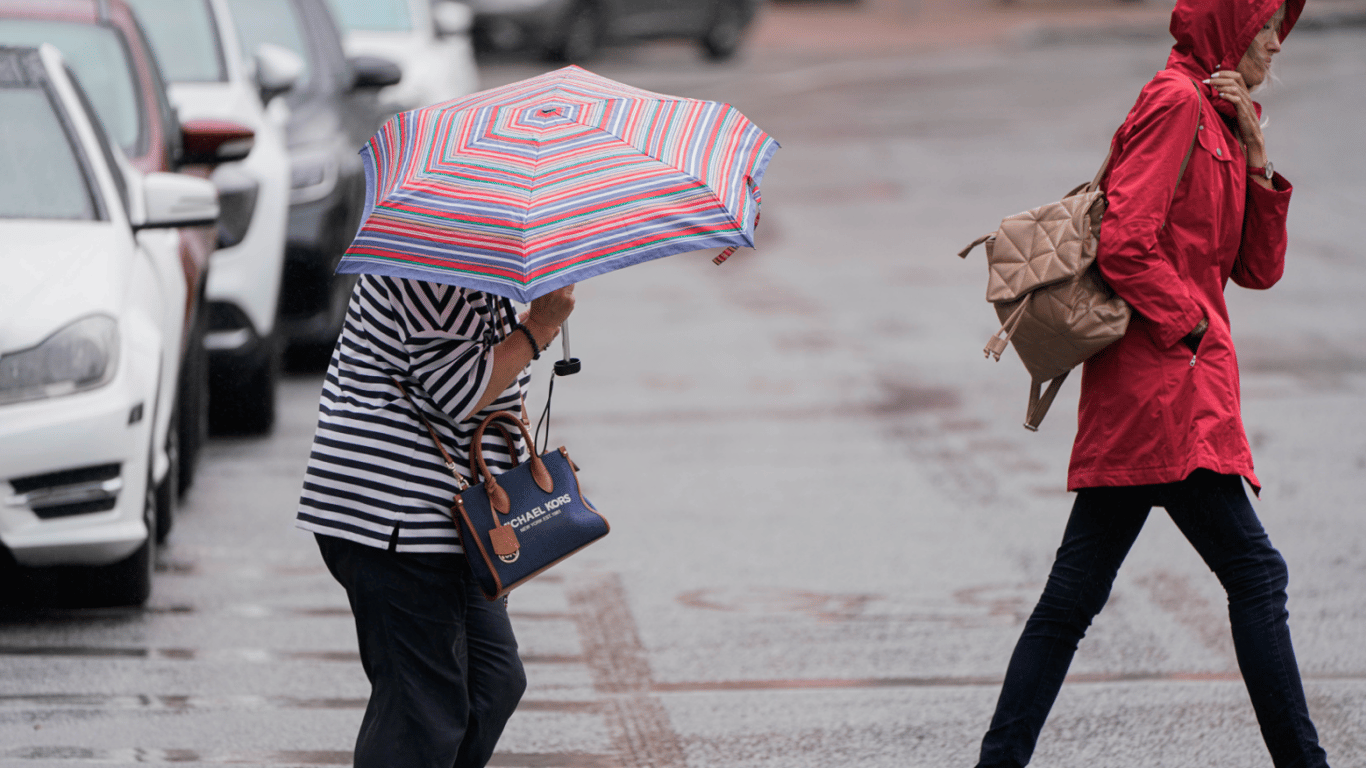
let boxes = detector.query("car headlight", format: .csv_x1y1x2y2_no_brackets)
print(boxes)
0,315,119,406
289,151,338,206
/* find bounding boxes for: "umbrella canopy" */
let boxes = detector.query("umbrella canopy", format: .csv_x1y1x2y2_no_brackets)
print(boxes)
336,65,779,302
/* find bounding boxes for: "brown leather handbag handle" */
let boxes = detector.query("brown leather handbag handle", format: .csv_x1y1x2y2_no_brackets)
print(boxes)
393,379,554,510
469,411,555,514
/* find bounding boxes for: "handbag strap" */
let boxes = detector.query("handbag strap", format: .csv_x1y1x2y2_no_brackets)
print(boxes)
393,377,470,490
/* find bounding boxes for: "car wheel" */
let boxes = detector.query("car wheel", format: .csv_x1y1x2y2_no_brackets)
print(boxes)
546,1,600,62
177,300,209,495
0,546,28,607
282,272,353,374
155,417,179,544
209,334,279,435
85,474,157,607
701,0,746,60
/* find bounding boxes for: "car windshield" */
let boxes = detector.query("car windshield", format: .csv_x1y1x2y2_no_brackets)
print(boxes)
123,0,226,82
327,0,413,33
0,88,98,220
0,21,143,156
225,0,312,90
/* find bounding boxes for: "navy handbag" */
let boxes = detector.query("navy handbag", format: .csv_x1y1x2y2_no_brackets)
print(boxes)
450,411,608,600
399,378,608,601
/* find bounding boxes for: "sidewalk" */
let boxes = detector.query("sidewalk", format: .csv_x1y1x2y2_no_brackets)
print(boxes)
749,0,1366,53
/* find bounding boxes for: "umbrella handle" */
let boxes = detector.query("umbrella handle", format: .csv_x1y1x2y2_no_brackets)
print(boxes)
554,320,581,376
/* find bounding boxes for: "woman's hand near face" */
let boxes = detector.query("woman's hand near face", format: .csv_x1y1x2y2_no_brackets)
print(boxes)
1205,69,1274,189
1205,70,1264,157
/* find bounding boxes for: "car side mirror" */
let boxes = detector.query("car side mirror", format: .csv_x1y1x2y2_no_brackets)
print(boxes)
133,173,219,230
349,55,402,91
254,43,303,105
432,1,473,36
179,119,256,165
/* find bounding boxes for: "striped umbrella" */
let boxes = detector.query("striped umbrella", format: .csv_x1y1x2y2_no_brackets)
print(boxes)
336,65,779,303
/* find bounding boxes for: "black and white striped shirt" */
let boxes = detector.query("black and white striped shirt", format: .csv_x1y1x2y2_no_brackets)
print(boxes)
296,275,530,553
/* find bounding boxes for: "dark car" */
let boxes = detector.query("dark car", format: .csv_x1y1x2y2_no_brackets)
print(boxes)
469,0,763,61
0,0,253,522
223,0,400,358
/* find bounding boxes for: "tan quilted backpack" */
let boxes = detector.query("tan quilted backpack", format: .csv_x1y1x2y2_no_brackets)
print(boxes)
958,78,1202,430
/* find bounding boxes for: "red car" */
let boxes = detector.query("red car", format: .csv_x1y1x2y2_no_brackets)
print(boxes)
0,0,252,535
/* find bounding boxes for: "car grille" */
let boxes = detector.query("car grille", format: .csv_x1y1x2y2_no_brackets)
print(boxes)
6,463,122,519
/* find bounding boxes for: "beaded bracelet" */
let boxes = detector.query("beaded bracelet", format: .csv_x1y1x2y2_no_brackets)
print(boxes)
513,322,542,360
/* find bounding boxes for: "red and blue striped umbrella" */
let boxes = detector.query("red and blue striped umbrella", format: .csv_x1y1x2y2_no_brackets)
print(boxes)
336,65,779,302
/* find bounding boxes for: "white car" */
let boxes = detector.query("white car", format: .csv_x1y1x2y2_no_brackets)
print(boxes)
0,44,220,606
126,0,302,434
326,0,478,112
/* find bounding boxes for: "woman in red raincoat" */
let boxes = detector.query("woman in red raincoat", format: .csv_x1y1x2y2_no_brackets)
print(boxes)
974,1,1332,766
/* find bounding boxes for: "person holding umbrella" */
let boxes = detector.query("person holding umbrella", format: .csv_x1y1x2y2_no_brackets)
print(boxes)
972,0,1332,766
297,65,775,768
297,278,573,768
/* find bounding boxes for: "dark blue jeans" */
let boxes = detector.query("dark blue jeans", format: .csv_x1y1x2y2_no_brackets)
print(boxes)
316,534,526,768
976,471,1329,768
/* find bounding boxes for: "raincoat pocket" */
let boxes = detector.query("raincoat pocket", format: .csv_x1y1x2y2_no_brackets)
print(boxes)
1196,123,1235,163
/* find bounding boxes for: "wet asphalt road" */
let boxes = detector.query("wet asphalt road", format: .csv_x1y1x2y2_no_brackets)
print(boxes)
3,11,1365,768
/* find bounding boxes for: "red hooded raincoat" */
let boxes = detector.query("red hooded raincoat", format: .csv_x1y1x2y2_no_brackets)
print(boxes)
1068,0,1305,492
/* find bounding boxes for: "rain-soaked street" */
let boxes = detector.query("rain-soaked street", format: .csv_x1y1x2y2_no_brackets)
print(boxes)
3,2,1366,766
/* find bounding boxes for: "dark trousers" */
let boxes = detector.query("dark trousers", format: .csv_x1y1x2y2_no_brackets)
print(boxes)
976,471,1330,768
316,534,527,768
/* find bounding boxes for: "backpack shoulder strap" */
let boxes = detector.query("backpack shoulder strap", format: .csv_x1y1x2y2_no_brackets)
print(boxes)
1173,77,1204,190
1093,77,1205,196
1088,144,1114,192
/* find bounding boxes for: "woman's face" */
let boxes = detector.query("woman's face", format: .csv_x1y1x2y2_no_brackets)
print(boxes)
1237,4,1287,88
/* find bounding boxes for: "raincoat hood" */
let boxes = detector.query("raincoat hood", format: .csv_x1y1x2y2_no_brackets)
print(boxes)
1167,0,1304,77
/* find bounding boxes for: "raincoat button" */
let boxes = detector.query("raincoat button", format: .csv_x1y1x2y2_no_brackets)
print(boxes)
1216,147,1223,156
